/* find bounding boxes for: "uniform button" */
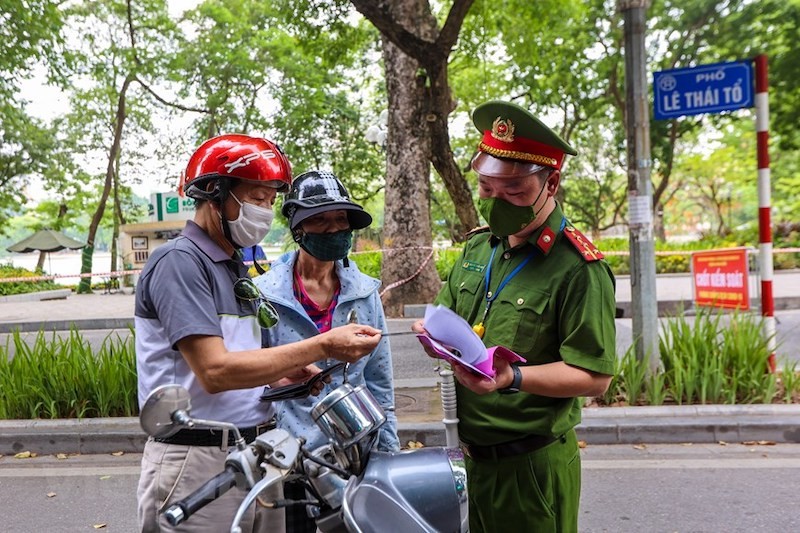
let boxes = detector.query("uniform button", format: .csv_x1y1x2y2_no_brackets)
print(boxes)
503,252,511,260
543,235,551,243
459,282,465,288
517,298,524,305
487,291,493,298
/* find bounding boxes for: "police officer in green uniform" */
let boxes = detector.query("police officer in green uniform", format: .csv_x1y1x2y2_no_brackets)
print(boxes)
413,100,617,532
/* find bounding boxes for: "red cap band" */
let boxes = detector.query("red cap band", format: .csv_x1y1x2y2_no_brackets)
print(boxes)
479,131,565,170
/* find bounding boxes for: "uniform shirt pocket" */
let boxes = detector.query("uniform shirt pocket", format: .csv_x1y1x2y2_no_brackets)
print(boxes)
488,289,550,354
454,273,484,321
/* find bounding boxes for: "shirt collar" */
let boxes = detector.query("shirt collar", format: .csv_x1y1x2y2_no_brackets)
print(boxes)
527,202,565,255
182,220,235,263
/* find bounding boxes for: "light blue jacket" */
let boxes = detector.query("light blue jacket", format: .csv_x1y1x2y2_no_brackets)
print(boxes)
254,251,400,452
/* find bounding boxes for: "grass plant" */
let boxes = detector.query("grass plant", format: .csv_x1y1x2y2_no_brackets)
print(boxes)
599,307,789,407
1,311,798,419
0,327,137,419
778,362,800,403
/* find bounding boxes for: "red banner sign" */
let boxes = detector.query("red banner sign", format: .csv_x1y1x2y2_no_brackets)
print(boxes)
691,248,750,310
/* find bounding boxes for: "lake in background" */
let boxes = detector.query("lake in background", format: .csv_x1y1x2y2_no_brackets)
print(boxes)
2,246,286,286
2,251,115,286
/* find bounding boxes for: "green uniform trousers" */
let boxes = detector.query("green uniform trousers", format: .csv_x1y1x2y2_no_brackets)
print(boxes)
466,429,581,533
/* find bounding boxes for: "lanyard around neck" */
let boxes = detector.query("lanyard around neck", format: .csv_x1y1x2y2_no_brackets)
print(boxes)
483,246,535,304
472,217,566,339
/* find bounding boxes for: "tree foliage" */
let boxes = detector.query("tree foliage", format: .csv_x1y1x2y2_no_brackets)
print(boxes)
3,0,799,310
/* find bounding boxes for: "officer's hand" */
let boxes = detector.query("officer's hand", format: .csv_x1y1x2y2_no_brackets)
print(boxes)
322,323,382,363
411,319,443,360
452,357,514,395
411,319,428,335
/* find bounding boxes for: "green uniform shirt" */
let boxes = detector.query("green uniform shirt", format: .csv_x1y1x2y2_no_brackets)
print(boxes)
435,204,617,446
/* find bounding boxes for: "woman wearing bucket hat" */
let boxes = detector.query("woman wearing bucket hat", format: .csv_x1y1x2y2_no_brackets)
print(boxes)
254,170,399,533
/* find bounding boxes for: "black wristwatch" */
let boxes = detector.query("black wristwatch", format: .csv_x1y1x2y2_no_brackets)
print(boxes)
497,364,522,395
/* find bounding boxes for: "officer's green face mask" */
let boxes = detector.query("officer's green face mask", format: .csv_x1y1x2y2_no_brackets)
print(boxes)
477,177,549,237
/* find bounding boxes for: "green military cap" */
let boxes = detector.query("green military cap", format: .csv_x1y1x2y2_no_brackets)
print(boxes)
471,100,577,177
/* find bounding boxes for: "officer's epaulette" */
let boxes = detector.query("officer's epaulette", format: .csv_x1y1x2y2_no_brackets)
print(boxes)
464,225,491,238
563,226,604,261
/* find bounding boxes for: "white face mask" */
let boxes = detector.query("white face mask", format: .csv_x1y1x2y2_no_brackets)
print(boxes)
226,192,274,248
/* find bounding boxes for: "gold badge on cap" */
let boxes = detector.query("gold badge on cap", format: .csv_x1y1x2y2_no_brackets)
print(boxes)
491,117,515,143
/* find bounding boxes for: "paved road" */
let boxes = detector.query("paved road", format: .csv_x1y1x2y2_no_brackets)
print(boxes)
2,443,799,532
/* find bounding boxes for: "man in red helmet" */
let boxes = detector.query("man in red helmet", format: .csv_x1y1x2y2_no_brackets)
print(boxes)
135,134,383,533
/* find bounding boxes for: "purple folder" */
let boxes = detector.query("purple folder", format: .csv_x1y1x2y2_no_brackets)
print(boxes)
416,334,526,379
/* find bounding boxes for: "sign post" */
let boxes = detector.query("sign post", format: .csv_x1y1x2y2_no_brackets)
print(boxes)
653,57,774,371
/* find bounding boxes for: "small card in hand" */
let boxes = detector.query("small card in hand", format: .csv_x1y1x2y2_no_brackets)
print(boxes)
259,363,345,402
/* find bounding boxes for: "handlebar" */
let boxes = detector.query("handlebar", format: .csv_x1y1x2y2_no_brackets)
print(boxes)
164,465,241,526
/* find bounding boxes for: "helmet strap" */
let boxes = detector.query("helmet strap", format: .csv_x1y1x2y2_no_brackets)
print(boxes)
216,180,245,250
249,245,267,275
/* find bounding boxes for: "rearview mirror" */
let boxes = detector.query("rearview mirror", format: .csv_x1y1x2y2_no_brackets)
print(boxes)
139,384,192,439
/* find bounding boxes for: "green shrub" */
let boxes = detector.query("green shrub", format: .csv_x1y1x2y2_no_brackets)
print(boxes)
350,250,382,279
655,254,690,274
605,308,784,406
353,247,463,282
0,328,137,419
0,264,60,296
435,248,463,281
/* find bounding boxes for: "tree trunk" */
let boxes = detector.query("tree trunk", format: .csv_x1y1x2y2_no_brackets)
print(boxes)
378,4,441,317
77,74,132,294
36,252,46,272
653,201,666,241
350,0,477,315
426,59,479,240
110,158,123,289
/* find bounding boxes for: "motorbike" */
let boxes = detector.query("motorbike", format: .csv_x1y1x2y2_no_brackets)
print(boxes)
139,366,468,533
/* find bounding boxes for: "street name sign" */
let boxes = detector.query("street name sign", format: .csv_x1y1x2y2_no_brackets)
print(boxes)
653,60,753,120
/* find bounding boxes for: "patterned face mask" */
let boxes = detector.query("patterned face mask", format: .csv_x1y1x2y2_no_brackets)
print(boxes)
299,230,353,261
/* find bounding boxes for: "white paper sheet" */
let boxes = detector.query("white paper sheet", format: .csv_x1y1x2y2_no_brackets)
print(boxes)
422,304,489,366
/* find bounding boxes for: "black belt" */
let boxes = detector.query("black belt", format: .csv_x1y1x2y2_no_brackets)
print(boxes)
460,433,559,461
155,423,273,447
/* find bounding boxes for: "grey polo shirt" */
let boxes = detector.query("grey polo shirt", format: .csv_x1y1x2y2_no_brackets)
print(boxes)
135,220,274,427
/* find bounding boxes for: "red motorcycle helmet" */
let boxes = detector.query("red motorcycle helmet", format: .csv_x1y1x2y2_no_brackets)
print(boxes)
179,134,292,202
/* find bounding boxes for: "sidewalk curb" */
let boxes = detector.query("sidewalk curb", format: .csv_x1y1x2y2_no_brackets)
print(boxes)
0,289,72,303
0,318,134,334
3,404,799,455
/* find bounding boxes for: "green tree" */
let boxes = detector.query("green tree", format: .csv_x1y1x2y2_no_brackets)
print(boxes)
347,0,478,315
178,0,385,197
58,0,182,292
0,0,65,235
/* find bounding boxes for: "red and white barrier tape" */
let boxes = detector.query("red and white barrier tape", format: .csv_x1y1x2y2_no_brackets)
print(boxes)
379,248,436,298
3,247,799,284
0,270,143,284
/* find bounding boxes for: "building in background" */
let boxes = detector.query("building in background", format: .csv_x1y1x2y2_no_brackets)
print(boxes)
119,192,194,285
